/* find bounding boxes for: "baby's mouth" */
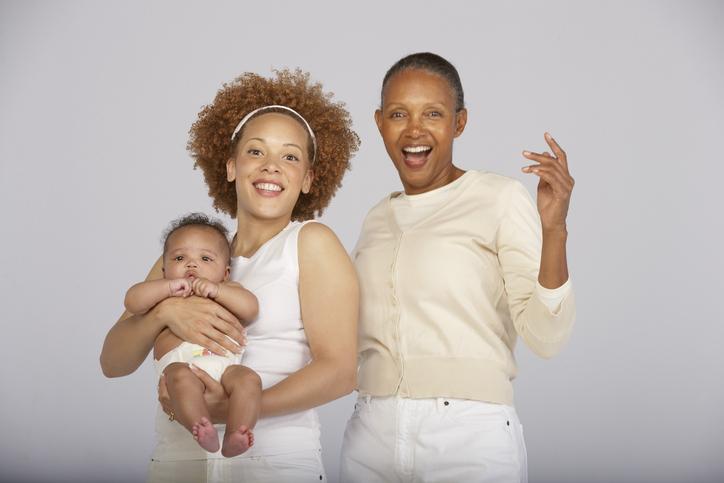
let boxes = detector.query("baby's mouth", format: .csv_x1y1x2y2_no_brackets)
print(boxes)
186,272,198,281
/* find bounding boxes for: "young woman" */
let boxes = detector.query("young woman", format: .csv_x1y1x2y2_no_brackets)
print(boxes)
101,69,360,482
340,53,576,482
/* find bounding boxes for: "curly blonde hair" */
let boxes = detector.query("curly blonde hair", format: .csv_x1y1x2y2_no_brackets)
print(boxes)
188,69,360,221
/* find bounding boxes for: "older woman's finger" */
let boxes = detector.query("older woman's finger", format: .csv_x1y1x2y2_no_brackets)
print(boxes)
544,133,568,169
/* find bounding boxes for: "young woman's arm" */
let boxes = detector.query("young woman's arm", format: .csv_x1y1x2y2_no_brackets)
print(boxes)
159,223,359,421
100,256,246,378
258,222,358,417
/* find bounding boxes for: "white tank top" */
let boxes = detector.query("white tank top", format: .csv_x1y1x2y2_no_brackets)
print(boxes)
150,221,321,460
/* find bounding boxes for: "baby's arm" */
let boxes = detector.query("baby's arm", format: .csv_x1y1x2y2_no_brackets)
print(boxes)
191,279,259,324
125,278,192,315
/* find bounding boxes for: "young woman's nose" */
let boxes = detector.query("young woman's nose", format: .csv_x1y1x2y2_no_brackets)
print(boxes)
260,154,281,173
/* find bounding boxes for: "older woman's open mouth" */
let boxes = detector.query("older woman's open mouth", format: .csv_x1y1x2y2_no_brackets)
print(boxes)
403,146,431,168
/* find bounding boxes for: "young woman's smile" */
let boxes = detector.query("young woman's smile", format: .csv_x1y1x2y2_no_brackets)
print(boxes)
375,69,467,195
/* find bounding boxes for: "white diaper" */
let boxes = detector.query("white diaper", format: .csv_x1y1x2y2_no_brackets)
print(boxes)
154,341,244,382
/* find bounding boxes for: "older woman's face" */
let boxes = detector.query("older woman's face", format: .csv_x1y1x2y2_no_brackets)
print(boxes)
226,113,313,222
375,69,467,195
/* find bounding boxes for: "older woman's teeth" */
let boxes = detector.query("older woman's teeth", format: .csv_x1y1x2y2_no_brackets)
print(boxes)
255,183,282,191
403,146,431,159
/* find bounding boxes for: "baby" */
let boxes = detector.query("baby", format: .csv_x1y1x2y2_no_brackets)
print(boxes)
125,213,260,457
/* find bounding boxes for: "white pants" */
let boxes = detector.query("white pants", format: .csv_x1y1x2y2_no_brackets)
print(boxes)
146,449,326,483
340,396,527,483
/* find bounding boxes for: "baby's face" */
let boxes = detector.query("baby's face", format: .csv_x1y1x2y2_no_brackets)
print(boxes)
163,226,230,283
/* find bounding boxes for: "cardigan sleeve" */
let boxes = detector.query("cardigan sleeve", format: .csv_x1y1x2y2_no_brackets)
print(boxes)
496,180,576,359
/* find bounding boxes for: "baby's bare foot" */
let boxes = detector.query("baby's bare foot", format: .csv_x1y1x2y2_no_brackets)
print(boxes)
221,426,254,457
193,417,220,453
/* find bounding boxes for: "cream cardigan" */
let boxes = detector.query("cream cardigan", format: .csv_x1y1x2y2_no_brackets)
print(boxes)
351,170,576,407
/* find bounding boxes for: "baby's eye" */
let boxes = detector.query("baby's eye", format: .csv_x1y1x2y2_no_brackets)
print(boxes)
202,257,211,262
174,256,184,261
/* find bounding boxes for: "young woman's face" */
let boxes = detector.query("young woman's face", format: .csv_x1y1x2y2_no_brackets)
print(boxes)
226,113,313,222
375,69,467,195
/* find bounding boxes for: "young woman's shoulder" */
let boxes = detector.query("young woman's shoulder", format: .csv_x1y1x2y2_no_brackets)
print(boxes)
298,221,343,255
297,221,357,292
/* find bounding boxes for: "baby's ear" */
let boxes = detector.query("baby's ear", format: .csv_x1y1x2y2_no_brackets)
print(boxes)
224,266,231,281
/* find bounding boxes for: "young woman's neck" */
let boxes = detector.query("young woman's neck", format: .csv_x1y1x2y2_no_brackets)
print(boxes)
231,212,292,259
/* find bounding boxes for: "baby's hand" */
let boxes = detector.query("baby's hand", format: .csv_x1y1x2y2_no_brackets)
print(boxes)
192,277,219,299
168,278,192,298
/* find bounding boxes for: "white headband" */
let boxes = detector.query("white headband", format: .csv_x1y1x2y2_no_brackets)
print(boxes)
230,105,317,162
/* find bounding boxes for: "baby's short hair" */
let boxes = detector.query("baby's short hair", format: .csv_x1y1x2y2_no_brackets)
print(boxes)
161,213,231,263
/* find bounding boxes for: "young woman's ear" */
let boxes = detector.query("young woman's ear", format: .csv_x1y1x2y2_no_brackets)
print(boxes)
226,158,236,182
301,170,314,194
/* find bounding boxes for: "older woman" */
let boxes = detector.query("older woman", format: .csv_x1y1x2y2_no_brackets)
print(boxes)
340,53,576,482
101,69,360,482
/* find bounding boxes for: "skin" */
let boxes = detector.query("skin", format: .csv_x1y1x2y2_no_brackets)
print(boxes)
101,112,358,427
122,225,261,455
375,70,468,195
377,68,574,289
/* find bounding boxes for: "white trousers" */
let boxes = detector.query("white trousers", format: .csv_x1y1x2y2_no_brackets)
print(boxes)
340,396,527,483
146,449,326,483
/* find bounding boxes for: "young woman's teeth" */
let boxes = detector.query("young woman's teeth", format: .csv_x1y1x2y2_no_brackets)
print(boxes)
255,183,282,192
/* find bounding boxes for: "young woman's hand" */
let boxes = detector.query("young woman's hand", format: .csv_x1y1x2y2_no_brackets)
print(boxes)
157,366,230,424
155,295,246,356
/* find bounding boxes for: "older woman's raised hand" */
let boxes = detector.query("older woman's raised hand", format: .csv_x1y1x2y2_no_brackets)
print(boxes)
522,133,574,232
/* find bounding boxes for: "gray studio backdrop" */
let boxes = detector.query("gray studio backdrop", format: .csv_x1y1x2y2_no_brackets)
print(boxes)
1,1,722,482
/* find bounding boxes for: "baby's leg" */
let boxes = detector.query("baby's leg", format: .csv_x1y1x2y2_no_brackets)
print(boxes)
220,365,262,457
164,362,219,453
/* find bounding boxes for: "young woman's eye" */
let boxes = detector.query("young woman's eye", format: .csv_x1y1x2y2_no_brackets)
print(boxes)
202,257,211,262
248,149,262,155
283,154,298,162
